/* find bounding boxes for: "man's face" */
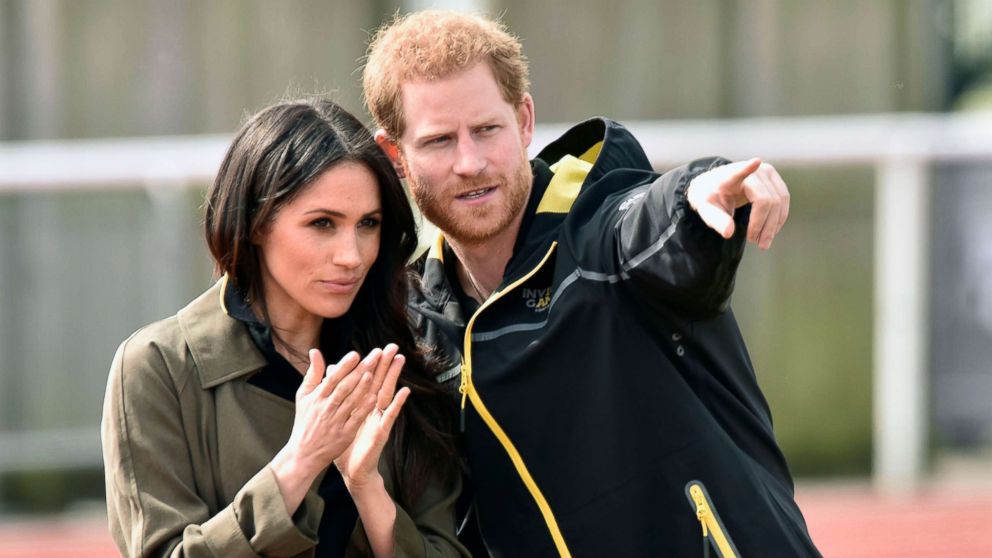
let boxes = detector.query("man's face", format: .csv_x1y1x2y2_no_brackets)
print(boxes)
385,62,535,246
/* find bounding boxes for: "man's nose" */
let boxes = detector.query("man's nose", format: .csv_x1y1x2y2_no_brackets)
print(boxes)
452,137,487,177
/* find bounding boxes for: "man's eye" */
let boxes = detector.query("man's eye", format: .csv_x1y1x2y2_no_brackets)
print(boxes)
425,136,450,146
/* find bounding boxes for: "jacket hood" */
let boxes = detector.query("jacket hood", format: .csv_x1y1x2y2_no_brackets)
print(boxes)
536,117,653,186
503,118,653,278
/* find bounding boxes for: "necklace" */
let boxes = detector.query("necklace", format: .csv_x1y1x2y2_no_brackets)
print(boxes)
460,263,492,302
271,329,319,374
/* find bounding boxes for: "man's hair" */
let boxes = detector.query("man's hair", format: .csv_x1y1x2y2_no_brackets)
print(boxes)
363,10,530,140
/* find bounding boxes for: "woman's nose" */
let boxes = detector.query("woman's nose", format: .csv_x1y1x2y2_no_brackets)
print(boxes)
332,232,362,269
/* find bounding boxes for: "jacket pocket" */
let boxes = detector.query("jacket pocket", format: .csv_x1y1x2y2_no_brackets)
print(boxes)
684,480,740,558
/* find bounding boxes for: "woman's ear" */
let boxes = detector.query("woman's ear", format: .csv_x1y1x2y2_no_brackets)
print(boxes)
374,129,406,178
250,222,267,246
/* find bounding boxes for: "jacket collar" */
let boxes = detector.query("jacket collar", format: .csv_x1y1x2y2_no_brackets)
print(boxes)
420,118,651,300
176,276,267,388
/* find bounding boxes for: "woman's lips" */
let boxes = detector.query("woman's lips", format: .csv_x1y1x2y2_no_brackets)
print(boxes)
317,279,360,294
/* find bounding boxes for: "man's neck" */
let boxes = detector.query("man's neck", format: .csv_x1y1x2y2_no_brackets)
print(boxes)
447,209,526,303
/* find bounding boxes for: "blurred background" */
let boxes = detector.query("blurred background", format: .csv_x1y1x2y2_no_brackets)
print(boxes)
1,0,991,555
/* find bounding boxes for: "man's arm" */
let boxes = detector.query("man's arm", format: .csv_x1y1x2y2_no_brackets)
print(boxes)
610,157,790,316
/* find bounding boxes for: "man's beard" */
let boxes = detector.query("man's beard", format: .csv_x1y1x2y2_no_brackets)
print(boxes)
408,154,532,245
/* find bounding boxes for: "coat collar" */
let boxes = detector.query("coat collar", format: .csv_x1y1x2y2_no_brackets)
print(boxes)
176,276,267,389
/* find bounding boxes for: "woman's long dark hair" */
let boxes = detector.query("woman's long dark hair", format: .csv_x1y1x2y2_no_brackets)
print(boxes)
204,98,456,505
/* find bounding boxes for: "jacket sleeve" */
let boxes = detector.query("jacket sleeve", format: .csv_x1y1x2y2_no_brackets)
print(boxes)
612,156,752,316
101,334,323,558
347,461,471,558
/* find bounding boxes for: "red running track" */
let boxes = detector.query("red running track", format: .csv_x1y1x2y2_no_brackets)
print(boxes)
797,483,992,557
0,483,989,557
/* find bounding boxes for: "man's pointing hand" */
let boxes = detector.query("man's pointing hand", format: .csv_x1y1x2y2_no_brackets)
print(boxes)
686,158,790,250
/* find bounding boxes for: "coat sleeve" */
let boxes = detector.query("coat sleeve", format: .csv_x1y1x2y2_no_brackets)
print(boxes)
101,333,323,558
611,156,752,316
347,461,471,558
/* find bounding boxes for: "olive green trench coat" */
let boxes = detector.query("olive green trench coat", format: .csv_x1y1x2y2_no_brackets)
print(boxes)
101,280,469,557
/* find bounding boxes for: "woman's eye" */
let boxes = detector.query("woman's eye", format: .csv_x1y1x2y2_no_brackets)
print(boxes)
359,217,381,229
310,218,333,229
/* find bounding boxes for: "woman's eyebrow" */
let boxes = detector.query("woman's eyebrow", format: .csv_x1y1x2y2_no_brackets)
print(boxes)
302,208,346,217
302,208,383,218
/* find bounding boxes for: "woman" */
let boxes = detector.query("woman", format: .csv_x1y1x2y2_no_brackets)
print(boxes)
101,99,468,557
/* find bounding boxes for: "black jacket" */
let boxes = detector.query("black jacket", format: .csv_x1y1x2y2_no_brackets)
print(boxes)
412,118,820,557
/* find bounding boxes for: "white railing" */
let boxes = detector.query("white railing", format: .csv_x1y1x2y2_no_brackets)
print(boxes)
3,112,992,488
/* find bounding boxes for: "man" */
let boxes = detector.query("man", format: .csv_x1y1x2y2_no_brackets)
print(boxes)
363,10,820,557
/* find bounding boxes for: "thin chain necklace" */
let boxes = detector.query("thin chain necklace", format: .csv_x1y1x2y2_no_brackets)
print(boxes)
270,325,320,374
461,263,492,302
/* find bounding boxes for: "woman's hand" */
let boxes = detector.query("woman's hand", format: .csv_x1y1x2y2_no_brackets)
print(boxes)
270,348,380,514
334,344,410,558
334,343,410,491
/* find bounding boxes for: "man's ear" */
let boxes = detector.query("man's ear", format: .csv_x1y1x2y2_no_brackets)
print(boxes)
516,93,536,149
374,129,406,178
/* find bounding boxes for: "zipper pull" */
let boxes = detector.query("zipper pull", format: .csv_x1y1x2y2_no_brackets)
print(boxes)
689,484,710,538
458,363,469,432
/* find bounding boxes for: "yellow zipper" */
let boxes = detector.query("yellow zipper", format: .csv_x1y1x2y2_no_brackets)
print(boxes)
458,241,572,557
686,481,739,558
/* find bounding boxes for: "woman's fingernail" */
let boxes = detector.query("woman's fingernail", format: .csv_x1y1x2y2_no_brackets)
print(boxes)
363,348,381,365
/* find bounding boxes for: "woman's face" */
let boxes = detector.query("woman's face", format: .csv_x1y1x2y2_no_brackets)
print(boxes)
255,162,382,325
